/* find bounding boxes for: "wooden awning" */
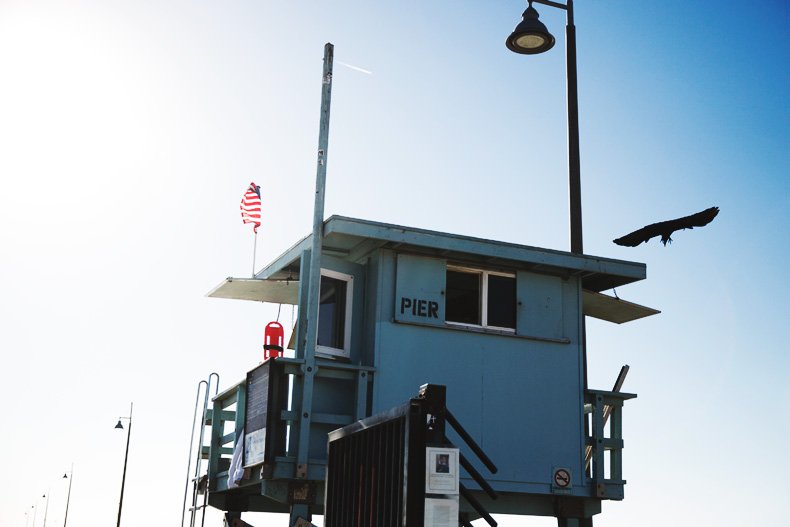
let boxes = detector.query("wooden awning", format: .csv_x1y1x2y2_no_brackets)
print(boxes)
582,290,659,324
207,280,656,323
206,278,300,305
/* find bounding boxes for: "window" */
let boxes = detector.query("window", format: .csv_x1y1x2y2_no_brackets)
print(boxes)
446,267,516,330
316,269,353,358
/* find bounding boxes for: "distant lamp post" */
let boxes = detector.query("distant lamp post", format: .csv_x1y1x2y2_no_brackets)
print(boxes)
42,492,49,527
62,464,74,527
114,403,133,527
507,0,583,254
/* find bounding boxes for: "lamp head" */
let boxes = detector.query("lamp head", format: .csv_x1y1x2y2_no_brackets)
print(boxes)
506,3,555,55
115,420,124,429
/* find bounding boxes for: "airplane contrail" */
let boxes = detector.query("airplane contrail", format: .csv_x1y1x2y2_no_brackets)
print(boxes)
337,61,373,75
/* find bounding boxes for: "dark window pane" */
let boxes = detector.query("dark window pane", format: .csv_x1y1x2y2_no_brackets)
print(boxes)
487,275,516,329
446,270,480,325
318,276,347,349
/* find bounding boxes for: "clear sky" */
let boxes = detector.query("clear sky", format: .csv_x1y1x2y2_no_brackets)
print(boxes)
1,1,788,526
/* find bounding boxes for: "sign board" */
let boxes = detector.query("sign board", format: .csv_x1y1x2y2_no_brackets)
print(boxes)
425,447,459,495
552,467,572,492
244,428,266,468
244,360,286,468
424,497,459,527
395,254,445,326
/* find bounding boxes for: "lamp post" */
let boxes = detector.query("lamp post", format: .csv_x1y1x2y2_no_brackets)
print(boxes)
41,493,49,527
114,403,133,527
507,0,583,255
62,464,74,527
506,6,593,517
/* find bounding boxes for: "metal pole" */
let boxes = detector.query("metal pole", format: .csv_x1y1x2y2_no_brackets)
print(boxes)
63,465,73,527
42,492,49,527
181,381,207,527
565,13,593,523
117,402,133,527
252,231,258,277
565,0,582,255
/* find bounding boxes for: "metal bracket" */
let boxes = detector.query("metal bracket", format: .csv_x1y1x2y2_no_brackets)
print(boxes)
295,463,308,479
289,481,315,504
596,482,606,498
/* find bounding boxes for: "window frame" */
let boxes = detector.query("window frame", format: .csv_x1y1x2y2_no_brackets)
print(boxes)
445,265,516,333
315,268,353,359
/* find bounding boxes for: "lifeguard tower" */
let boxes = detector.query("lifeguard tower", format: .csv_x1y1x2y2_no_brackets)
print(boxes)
193,214,657,526
181,39,659,527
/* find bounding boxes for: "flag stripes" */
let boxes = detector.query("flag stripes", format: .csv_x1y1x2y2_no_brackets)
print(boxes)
240,182,261,233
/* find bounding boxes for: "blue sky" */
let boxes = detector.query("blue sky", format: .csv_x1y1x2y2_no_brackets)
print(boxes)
1,1,787,526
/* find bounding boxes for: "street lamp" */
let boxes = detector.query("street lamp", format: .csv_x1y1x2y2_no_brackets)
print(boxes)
114,403,133,527
41,492,49,527
507,3,591,490
62,464,74,527
506,2,555,54
507,0,583,255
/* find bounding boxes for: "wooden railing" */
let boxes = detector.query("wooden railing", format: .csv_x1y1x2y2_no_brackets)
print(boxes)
584,389,636,500
205,358,376,492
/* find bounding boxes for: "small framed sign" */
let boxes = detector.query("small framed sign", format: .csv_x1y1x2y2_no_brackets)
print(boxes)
244,427,266,467
425,447,459,495
243,360,287,469
424,497,459,527
551,466,573,492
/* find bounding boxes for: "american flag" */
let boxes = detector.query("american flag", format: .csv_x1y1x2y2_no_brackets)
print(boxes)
240,182,261,233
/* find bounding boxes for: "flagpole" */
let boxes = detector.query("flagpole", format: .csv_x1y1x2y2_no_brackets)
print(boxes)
252,231,258,277
240,182,262,275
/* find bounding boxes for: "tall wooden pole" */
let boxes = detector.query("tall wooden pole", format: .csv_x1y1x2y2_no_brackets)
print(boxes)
291,42,334,526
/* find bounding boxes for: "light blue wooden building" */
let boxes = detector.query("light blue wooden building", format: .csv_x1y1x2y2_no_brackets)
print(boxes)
204,215,657,525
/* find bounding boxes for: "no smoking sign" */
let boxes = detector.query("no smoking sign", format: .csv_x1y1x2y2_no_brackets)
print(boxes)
552,467,572,491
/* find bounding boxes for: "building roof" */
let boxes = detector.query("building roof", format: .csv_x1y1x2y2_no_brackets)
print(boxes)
254,215,646,293
207,216,658,324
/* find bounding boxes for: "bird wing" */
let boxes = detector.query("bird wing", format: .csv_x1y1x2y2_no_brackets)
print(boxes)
612,225,658,247
676,206,720,228
613,206,720,247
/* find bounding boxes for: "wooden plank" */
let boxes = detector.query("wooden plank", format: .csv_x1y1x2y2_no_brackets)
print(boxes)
206,278,300,304
583,290,660,324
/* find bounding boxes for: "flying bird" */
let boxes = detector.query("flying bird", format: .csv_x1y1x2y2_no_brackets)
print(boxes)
613,206,720,247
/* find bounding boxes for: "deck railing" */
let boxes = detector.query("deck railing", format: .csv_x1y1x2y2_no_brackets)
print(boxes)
205,358,375,492
584,389,636,500
205,380,246,490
